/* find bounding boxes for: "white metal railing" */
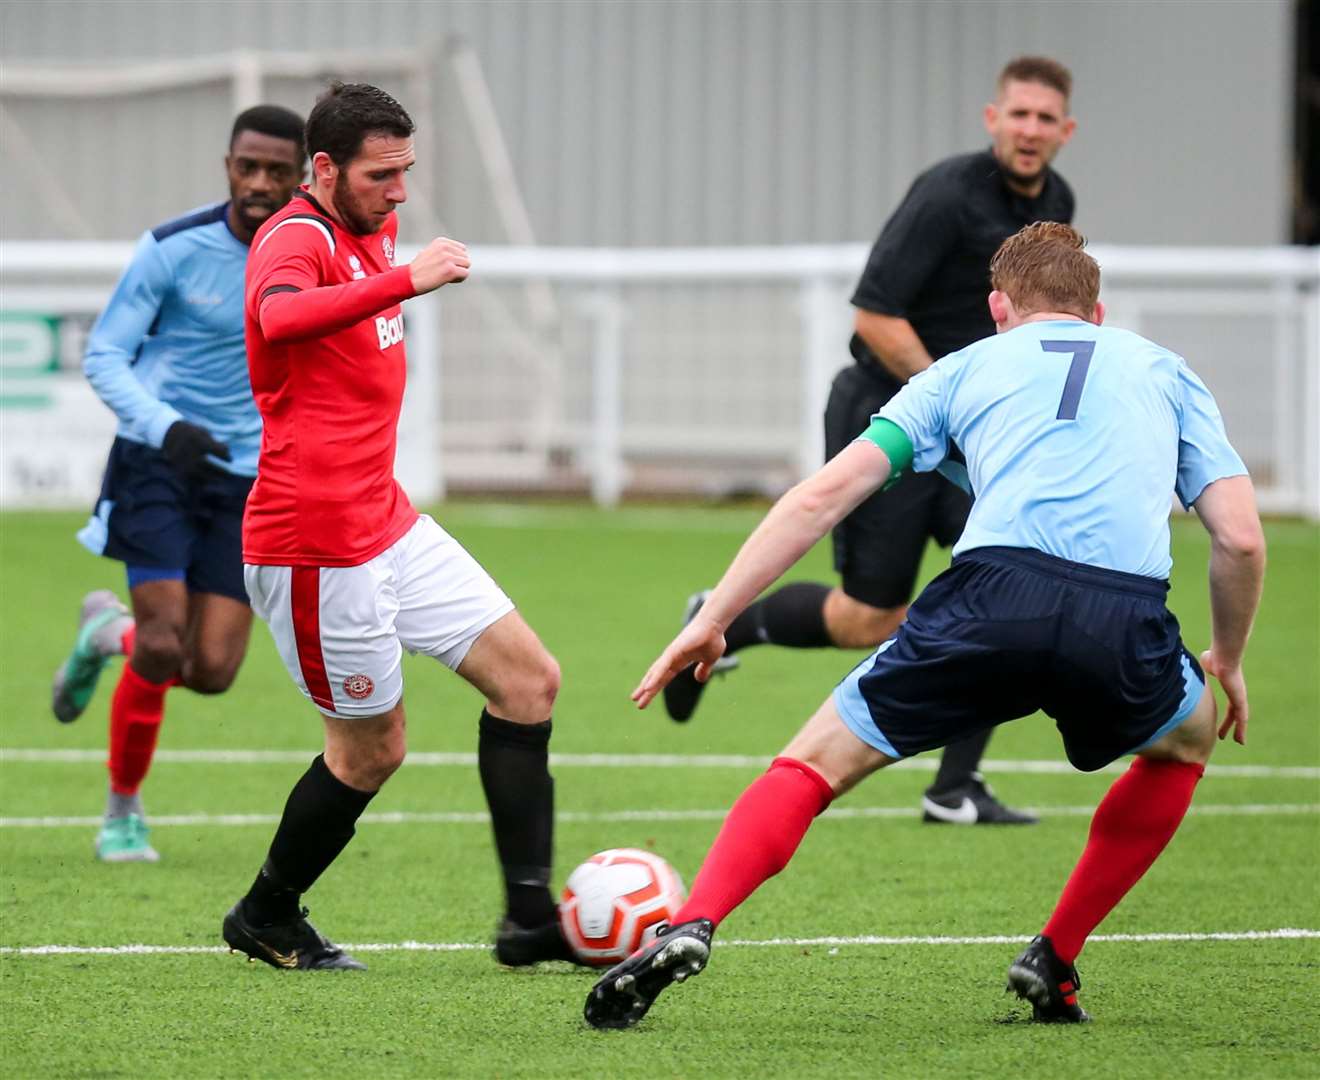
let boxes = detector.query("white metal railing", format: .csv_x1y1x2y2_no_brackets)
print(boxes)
2,242,1317,517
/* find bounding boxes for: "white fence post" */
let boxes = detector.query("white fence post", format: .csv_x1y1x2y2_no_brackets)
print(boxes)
230,51,262,114
586,285,626,507
798,274,836,479
397,292,444,505
1303,271,1320,520
1270,281,1299,506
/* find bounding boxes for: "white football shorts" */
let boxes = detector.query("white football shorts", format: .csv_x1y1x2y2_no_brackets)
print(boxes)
244,514,515,718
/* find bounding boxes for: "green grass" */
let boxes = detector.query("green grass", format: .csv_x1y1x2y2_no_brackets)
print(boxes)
2,505,1318,1079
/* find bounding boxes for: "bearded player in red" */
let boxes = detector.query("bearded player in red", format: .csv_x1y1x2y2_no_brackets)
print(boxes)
223,82,577,970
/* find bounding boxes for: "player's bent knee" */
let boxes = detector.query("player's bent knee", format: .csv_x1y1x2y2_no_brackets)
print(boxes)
1173,703,1218,765
825,591,905,649
492,650,560,725
856,607,905,648
330,731,406,790
780,698,896,796
182,651,243,695
132,621,186,676
540,652,562,708
339,752,402,792
1142,733,1213,767
372,741,408,781
1140,682,1217,766
184,672,230,696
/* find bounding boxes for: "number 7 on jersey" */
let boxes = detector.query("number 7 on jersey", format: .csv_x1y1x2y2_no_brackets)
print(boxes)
1041,340,1095,421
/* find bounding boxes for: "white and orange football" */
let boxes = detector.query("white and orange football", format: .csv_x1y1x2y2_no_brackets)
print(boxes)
558,848,686,967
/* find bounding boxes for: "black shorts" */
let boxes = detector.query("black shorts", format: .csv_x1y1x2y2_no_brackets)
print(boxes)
77,437,253,603
832,546,1206,772
824,363,970,608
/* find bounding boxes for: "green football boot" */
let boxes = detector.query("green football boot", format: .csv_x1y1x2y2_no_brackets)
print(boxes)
95,814,160,863
52,590,132,723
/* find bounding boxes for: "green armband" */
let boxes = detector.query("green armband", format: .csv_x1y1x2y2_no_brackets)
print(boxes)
858,417,914,487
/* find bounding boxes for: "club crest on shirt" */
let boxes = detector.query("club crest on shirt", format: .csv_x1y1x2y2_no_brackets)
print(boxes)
348,255,366,280
343,673,374,700
381,235,394,266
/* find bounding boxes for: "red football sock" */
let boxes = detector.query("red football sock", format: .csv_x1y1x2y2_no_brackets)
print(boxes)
107,662,172,796
120,623,136,657
1043,757,1205,964
672,757,834,929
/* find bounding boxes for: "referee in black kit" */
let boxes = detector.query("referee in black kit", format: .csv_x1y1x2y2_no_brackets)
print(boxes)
664,57,1077,824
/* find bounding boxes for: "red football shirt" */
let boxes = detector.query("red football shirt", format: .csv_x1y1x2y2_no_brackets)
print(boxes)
243,189,420,567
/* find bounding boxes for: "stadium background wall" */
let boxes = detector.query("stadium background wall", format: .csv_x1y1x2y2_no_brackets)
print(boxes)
0,0,1295,246
1,1,1314,514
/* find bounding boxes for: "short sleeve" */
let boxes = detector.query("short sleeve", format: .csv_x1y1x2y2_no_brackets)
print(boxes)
877,363,952,473
1174,361,1248,509
851,170,961,318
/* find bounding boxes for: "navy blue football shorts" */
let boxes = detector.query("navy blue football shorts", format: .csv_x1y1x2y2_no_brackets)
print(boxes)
832,546,1206,772
76,436,254,604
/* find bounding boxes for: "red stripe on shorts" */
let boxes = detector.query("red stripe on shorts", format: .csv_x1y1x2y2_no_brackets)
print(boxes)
290,566,335,712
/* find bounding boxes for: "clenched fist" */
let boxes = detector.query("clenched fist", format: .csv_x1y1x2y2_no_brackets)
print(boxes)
408,237,470,294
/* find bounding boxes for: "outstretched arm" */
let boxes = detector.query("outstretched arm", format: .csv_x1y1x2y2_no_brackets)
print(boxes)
253,236,470,345
631,439,894,708
1191,474,1266,744
257,268,416,344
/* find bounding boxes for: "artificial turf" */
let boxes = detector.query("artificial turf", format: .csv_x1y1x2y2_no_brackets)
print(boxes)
1,505,1316,1078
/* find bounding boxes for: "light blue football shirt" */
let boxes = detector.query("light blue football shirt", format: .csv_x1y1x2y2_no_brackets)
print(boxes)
877,319,1247,579
83,202,259,476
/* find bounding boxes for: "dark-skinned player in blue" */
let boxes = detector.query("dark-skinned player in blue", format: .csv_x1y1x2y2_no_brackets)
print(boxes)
52,106,306,861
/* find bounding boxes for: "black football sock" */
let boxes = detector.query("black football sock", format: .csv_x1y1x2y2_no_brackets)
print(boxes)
477,709,557,928
242,753,377,925
724,582,833,653
927,729,994,797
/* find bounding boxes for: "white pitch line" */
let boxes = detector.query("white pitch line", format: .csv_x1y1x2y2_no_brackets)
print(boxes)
2,803,1316,829
2,748,1317,779
2,928,1316,958
723,928,1320,948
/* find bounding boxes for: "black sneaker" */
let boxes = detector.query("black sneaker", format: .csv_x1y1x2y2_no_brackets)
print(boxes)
222,902,366,971
921,773,1038,825
1006,934,1090,1023
494,917,587,967
583,918,714,1029
662,591,739,723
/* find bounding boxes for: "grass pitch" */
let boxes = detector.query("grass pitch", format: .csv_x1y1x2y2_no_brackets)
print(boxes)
2,504,1317,1078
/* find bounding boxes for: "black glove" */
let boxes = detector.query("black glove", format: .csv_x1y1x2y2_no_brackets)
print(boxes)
161,420,231,479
